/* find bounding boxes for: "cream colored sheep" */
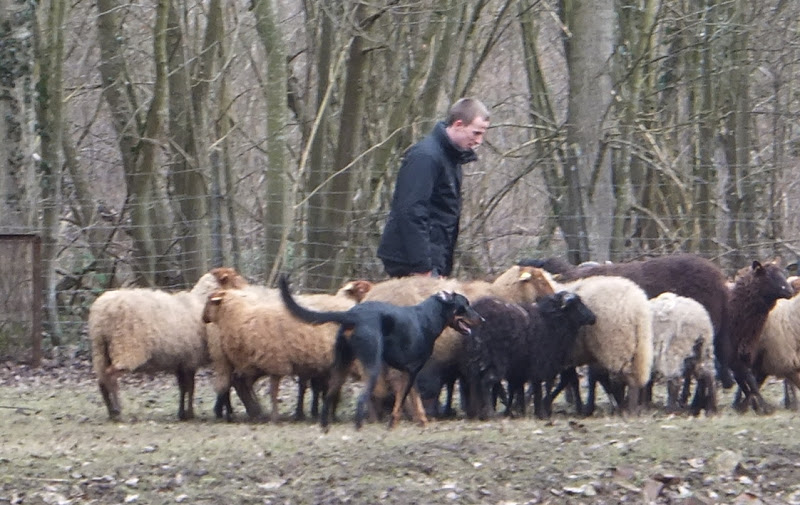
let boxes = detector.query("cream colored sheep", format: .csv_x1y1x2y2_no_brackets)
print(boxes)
553,275,654,414
202,285,363,422
649,292,716,415
89,267,247,420
750,294,800,408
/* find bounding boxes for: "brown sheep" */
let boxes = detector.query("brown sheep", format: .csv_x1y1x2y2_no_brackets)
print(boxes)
89,267,247,420
202,283,367,422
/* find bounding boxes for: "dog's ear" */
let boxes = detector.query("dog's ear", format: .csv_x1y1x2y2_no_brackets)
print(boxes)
436,291,454,302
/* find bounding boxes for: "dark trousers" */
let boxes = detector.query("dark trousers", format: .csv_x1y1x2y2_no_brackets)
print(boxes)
381,259,439,279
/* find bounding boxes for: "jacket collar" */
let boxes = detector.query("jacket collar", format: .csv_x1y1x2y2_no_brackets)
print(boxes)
433,121,478,164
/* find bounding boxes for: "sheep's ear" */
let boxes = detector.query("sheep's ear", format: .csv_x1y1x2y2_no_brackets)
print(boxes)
752,260,764,273
560,292,576,308
519,271,532,282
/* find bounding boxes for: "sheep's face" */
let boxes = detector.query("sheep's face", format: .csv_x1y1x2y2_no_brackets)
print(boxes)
202,292,226,323
749,261,793,303
338,280,374,303
518,266,555,302
210,267,248,290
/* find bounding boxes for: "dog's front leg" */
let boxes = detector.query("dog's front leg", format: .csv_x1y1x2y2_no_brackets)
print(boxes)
408,386,429,427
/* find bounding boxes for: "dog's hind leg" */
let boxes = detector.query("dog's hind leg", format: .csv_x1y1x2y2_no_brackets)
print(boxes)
355,366,381,429
321,330,356,432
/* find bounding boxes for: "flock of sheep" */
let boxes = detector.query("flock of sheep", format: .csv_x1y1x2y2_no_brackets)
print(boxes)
87,254,800,428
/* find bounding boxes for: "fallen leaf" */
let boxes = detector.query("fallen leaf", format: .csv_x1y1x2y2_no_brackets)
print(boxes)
651,473,681,485
643,479,664,502
733,492,765,505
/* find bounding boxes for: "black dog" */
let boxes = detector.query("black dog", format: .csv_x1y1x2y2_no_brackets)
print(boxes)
279,274,483,431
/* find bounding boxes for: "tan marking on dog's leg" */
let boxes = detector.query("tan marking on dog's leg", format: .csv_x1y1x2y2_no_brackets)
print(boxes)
389,373,409,429
408,387,428,427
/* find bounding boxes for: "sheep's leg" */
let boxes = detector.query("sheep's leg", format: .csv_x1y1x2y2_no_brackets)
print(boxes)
100,365,123,420
99,379,121,420
532,381,547,419
507,380,529,417
310,375,327,418
467,375,488,420
295,377,308,421
678,367,694,408
624,383,641,416
546,368,581,415
665,379,682,413
268,376,282,423
442,380,456,418
690,370,717,416
214,389,233,421
175,368,196,421
744,368,773,415
238,375,266,420
785,373,800,411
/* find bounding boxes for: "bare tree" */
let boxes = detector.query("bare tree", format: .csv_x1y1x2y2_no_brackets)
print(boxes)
96,0,172,286
33,0,68,344
0,0,37,230
560,0,616,263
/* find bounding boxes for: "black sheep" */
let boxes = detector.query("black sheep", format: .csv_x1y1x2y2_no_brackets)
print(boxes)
461,291,596,420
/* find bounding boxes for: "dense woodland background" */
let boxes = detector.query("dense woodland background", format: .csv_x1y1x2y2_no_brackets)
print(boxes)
0,0,799,350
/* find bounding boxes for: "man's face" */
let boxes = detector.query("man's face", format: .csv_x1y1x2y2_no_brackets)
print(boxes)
447,117,489,151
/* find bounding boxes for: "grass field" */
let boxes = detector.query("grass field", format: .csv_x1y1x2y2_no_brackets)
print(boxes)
1,358,799,505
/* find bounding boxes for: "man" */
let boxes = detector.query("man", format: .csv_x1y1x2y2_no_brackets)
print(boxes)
377,98,490,278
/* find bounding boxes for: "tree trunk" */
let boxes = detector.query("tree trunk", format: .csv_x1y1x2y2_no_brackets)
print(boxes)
560,0,615,263
33,0,67,345
305,5,334,289
166,1,211,286
96,0,171,286
251,0,289,282
0,0,37,229
694,0,718,257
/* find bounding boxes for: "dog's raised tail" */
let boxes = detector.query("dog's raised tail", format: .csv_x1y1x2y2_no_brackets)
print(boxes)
278,274,352,326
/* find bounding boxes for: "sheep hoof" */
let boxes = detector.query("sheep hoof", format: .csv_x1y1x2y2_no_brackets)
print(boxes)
757,401,775,416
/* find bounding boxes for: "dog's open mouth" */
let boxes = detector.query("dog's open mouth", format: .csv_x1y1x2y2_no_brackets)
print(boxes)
451,316,477,336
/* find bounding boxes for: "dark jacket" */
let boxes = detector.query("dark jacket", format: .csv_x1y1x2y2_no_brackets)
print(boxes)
377,121,478,277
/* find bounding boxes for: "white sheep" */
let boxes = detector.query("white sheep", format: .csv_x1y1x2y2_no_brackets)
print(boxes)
89,267,247,420
648,292,717,415
552,275,654,415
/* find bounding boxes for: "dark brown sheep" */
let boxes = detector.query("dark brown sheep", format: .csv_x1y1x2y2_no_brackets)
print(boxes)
727,261,793,413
